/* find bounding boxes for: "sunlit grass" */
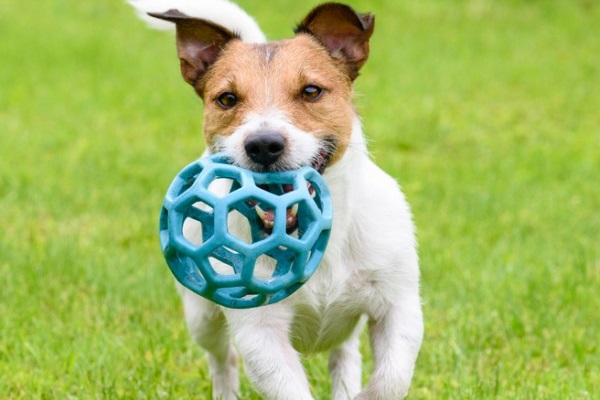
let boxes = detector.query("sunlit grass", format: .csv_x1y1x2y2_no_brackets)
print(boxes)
0,0,598,398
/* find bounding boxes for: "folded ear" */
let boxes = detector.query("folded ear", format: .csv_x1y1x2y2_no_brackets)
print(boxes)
148,10,238,91
295,3,374,80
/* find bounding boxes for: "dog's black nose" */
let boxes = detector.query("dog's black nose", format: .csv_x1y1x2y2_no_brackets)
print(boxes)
244,132,286,167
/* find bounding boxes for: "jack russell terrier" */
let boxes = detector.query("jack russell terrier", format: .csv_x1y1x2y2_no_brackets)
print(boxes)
131,1,423,398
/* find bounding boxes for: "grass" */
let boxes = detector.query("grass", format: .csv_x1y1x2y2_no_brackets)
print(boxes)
0,0,598,398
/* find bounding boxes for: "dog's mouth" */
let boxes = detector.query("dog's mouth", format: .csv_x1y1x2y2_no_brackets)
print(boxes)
311,147,331,175
246,148,330,234
246,183,317,234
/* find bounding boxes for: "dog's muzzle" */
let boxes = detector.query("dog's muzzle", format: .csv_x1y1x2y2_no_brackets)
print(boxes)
242,145,332,234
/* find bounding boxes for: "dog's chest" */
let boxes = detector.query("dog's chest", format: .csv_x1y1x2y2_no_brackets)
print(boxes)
288,258,366,354
287,200,367,353
289,300,362,353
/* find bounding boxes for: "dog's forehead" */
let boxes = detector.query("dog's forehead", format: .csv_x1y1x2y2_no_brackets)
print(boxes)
209,35,345,85
230,35,325,63
253,42,283,63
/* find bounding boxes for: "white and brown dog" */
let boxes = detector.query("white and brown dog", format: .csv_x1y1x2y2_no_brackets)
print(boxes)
132,1,423,398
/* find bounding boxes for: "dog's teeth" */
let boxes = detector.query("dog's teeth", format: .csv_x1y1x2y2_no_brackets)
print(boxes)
291,203,299,217
255,204,267,221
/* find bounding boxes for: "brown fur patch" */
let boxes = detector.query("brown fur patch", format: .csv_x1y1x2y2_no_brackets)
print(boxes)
200,34,356,165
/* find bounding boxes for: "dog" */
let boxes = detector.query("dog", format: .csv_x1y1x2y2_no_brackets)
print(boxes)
131,1,424,398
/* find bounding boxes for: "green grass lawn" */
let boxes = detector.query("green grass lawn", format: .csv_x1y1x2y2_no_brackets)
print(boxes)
1,0,598,398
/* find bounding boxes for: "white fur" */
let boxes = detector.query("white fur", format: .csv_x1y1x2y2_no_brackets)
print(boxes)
134,1,424,398
214,110,322,171
182,119,423,399
129,0,267,43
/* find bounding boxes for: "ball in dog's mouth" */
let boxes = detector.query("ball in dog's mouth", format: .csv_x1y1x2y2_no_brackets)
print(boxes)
247,148,330,235
247,183,317,234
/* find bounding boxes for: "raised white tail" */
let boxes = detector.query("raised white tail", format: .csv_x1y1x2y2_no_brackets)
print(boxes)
129,0,267,43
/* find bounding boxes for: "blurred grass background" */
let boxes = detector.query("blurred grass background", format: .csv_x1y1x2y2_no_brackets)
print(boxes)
0,0,598,398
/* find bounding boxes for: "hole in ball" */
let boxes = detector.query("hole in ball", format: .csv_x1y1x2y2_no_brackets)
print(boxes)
207,177,241,198
254,254,278,280
208,256,236,276
227,208,253,244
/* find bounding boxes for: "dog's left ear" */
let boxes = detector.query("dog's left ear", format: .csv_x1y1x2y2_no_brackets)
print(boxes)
148,10,238,94
295,2,374,80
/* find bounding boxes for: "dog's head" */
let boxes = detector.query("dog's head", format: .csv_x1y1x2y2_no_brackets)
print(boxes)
151,3,374,173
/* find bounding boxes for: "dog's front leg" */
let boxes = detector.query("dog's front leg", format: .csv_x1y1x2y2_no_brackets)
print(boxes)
355,296,423,400
178,286,239,400
225,305,314,400
329,317,365,400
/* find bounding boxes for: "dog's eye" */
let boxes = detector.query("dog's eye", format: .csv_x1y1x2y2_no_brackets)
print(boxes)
301,85,324,102
216,92,238,109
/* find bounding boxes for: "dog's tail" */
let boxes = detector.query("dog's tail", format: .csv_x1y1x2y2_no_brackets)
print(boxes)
129,0,267,43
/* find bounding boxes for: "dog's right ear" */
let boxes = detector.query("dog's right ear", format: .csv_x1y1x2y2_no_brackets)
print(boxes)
295,3,374,81
148,10,238,91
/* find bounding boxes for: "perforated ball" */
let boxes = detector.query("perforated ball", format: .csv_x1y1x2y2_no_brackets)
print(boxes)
159,153,333,309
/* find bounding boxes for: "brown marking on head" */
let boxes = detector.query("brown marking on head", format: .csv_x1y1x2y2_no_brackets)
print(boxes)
152,3,375,169
201,36,355,165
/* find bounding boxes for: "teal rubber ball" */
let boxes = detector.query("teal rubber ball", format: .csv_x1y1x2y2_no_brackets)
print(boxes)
159,153,333,309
